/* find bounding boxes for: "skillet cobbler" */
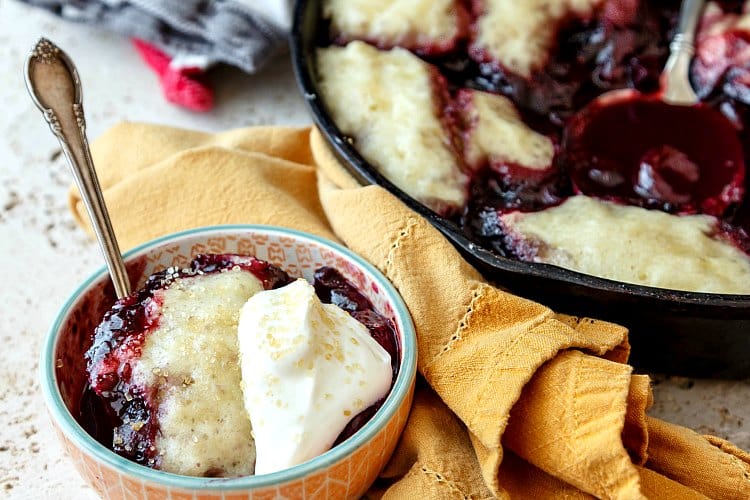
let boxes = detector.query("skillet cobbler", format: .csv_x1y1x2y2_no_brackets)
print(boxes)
316,0,750,294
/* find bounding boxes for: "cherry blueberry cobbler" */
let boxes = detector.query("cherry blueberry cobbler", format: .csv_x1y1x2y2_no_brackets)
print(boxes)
81,254,398,477
317,0,750,293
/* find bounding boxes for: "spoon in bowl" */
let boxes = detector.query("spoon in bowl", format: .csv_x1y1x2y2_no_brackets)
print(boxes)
563,0,745,216
25,38,132,299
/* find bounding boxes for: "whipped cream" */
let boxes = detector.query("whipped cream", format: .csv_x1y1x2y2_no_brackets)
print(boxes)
237,278,392,475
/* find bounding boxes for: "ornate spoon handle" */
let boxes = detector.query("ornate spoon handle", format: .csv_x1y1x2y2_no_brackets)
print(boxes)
661,0,705,104
25,38,131,299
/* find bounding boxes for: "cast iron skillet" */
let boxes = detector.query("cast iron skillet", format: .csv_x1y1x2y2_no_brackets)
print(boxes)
290,0,750,378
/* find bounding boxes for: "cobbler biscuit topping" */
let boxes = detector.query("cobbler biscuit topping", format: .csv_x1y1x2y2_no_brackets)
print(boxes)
455,89,555,176
500,196,750,293
323,0,468,55
471,0,606,77
132,268,263,477
317,41,468,213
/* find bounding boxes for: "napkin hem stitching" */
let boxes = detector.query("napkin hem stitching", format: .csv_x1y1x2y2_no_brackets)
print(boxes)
384,216,419,276
437,285,485,358
419,466,473,499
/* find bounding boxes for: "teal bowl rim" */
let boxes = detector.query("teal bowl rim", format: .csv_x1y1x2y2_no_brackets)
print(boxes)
41,224,418,491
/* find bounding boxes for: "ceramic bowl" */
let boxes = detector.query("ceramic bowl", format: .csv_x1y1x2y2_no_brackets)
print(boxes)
41,225,417,499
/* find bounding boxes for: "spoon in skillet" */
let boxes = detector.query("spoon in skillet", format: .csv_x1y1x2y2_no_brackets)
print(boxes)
563,0,745,217
25,38,132,299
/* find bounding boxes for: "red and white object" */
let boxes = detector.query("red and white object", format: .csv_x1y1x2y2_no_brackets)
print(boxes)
132,39,214,112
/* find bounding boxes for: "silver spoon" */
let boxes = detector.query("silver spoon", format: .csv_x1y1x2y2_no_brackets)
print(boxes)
574,0,705,110
562,0,744,214
25,38,132,299
661,0,704,104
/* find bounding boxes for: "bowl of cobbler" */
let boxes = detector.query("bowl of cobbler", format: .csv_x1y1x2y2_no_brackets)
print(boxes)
41,225,417,499
292,0,750,377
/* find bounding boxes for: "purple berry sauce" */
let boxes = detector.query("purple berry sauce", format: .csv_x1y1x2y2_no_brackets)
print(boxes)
563,97,745,215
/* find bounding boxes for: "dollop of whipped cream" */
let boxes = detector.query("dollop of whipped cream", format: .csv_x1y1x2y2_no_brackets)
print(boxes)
237,278,392,475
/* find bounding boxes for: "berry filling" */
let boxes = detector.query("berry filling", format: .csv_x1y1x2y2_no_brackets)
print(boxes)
80,255,399,475
563,95,745,215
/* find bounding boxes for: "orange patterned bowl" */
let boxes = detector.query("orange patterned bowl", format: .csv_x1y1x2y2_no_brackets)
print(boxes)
41,225,417,499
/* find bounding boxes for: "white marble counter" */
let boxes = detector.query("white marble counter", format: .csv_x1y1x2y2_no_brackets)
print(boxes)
0,2,747,498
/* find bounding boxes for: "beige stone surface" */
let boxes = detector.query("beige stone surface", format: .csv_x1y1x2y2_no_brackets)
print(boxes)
0,2,746,499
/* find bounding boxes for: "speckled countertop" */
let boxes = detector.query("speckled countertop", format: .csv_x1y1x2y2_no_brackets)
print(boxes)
0,2,747,498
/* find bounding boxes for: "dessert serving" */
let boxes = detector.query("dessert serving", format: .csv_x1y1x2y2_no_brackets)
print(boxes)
314,0,750,294
42,226,417,498
82,254,398,478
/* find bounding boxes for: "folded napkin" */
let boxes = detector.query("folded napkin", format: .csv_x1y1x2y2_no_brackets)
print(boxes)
70,123,750,499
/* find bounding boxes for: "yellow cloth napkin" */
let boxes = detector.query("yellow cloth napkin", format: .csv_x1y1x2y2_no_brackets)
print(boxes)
70,123,750,499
